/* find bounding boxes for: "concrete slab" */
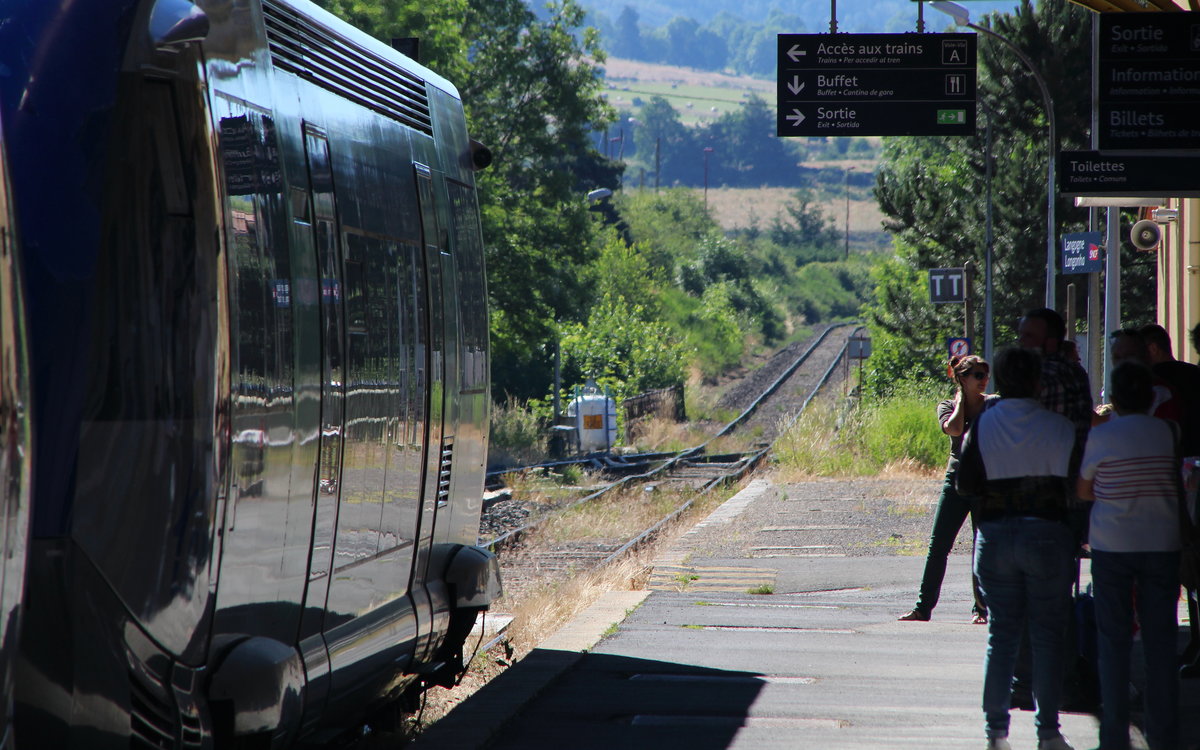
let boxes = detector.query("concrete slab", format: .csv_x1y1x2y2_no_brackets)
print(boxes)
419,478,1200,750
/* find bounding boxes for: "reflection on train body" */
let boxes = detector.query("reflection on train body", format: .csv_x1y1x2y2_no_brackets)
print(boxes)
0,0,500,746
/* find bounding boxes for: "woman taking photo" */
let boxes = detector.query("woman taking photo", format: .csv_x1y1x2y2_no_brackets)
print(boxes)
899,354,994,623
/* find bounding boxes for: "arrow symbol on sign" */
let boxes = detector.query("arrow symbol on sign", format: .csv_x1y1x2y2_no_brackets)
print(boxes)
787,77,805,95
786,109,805,126
787,44,805,62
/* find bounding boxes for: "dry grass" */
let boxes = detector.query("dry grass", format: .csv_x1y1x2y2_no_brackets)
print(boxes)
700,186,887,234
537,484,693,542
603,57,772,92
626,415,715,453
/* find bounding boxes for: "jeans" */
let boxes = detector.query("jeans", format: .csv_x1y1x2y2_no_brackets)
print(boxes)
1091,550,1180,750
974,517,1075,740
915,470,986,617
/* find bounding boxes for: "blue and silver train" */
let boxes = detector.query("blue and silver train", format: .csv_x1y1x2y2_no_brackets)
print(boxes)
0,0,501,746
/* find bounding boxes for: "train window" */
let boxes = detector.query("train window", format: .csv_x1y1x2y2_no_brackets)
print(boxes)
289,186,310,224
345,258,366,334
446,181,487,393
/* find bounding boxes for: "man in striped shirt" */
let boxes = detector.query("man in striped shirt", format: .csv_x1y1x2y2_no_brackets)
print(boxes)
1077,360,1181,750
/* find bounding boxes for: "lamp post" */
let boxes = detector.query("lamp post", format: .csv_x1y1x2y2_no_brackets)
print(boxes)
844,166,854,261
931,1,1057,310
703,147,714,211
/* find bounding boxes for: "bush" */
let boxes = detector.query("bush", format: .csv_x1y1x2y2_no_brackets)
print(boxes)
774,381,948,476
488,397,546,468
859,381,947,471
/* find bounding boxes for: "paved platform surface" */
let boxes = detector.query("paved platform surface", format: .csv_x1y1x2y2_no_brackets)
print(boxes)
413,478,1200,750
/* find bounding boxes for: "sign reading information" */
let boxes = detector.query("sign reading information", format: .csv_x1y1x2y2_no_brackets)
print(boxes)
777,33,976,137
1098,13,1200,150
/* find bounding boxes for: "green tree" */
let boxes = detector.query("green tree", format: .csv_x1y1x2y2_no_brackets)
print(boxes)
559,294,690,397
631,96,700,186
701,95,798,187
615,188,718,273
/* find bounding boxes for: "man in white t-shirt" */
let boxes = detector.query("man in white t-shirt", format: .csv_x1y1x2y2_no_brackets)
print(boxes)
957,347,1077,750
1078,360,1180,750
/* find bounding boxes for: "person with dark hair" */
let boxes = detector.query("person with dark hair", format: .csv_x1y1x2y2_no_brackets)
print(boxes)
1139,322,1200,457
1077,360,1181,750
1017,308,1093,472
1100,328,1183,427
957,347,1078,750
1190,321,1200,360
899,354,995,624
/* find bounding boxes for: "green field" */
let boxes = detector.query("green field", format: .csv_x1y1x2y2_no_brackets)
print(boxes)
606,81,763,125
603,57,773,126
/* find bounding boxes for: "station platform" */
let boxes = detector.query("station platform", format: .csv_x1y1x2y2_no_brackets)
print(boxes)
411,478,1200,750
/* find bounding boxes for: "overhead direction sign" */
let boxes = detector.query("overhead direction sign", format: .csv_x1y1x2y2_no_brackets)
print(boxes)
777,33,977,137
1098,13,1200,150
929,267,966,304
1059,150,1200,198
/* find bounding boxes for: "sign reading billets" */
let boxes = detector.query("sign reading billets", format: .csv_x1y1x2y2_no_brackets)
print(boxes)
1061,232,1104,275
929,267,966,304
1059,151,1200,198
777,33,976,137
1098,13,1200,150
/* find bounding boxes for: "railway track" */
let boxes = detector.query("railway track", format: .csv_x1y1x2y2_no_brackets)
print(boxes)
479,322,865,614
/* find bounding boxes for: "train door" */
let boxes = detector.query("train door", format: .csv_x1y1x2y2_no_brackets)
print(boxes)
409,164,451,665
294,125,345,714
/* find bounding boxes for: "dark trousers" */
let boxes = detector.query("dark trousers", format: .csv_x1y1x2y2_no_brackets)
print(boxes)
914,470,987,617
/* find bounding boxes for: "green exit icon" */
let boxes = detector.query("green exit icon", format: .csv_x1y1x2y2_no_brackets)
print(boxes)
937,109,966,125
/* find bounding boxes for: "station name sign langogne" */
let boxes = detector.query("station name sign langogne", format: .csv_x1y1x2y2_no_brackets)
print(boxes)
776,33,977,137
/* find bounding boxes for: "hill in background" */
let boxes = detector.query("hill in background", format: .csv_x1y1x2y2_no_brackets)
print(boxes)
578,0,1022,31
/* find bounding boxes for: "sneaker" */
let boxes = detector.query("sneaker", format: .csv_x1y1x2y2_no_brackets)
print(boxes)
1036,736,1075,750
985,738,1012,750
897,609,930,621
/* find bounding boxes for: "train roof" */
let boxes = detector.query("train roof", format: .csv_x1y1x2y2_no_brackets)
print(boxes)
270,0,462,103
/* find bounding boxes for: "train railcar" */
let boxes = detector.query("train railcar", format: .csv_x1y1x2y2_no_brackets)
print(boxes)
0,0,500,746
0,116,33,750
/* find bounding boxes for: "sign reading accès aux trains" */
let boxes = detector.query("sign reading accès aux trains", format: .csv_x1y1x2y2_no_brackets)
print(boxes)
1061,232,1104,275
777,33,976,137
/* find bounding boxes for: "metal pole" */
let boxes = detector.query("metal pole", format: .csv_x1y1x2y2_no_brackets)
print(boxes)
964,260,975,343
968,21,1056,310
984,111,994,366
1104,207,1120,401
553,333,561,422
1087,12,1103,401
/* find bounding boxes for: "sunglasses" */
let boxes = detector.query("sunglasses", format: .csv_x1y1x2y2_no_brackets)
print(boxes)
963,370,988,381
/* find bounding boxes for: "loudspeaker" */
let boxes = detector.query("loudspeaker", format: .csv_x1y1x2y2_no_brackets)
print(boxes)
1130,219,1162,251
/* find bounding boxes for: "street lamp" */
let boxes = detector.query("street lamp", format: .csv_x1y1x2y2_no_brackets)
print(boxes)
931,0,1058,310
703,147,714,211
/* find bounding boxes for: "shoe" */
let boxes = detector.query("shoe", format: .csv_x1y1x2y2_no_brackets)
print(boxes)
1037,736,1075,750
897,609,930,621
985,738,1012,750
972,612,988,625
